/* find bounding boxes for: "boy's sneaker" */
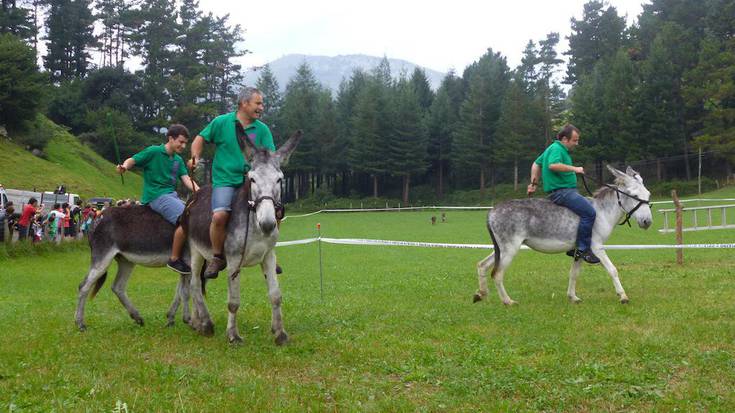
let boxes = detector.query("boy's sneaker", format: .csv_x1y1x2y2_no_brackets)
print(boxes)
167,258,192,275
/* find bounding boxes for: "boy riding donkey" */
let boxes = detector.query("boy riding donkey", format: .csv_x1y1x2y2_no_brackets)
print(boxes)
117,124,198,274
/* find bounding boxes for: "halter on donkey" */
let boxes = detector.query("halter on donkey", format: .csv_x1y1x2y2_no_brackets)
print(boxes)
473,165,653,306
185,131,301,345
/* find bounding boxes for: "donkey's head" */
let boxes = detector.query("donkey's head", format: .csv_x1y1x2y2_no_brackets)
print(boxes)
243,130,302,234
606,165,653,229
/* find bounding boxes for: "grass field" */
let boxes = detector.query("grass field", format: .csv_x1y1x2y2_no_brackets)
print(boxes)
1,189,734,411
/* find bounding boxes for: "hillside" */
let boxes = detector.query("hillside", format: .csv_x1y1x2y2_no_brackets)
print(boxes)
243,54,446,93
0,116,143,199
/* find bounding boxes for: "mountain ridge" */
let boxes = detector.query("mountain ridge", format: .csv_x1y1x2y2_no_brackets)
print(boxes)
243,53,446,93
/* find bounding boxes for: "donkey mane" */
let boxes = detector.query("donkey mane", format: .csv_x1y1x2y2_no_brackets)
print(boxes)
592,176,626,199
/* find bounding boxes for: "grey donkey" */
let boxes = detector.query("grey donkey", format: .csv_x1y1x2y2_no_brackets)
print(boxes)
473,166,653,305
186,130,301,345
75,205,202,331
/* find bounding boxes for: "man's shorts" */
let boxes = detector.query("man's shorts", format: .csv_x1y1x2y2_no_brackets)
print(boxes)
149,192,185,225
212,185,240,213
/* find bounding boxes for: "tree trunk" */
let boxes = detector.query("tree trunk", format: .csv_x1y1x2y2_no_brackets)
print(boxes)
402,174,410,205
656,159,663,182
513,158,518,192
437,161,444,199
372,175,379,198
683,145,691,180
479,167,486,200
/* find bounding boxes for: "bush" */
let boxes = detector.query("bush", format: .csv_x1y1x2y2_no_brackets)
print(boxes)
648,178,719,198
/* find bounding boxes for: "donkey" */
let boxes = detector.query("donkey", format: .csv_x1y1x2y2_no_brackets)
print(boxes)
75,206,200,331
473,165,652,305
185,131,301,345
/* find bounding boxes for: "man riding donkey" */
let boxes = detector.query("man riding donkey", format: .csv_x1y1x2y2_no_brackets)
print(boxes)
188,86,284,279
117,124,198,274
527,124,600,264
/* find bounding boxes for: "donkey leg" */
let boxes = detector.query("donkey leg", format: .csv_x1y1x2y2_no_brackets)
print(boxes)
595,249,629,304
493,245,520,306
180,274,191,325
226,269,243,344
567,259,583,303
111,257,144,326
262,250,288,345
165,274,186,327
75,251,116,331
473,252,495,303
189,252,214,336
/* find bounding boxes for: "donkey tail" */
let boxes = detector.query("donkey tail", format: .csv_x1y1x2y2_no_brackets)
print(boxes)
487,221,501,279
90,271,108,299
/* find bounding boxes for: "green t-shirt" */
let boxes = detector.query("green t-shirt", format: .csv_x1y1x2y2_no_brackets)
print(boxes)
199,112,276,188
132,144,188,204
534,140,577,193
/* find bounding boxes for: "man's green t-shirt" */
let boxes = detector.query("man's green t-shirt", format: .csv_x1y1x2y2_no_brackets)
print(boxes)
198,112,276,188
534,140,577,193
132,144,188,204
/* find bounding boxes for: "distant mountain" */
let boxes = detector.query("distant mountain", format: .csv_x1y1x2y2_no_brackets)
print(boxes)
242,54,446,93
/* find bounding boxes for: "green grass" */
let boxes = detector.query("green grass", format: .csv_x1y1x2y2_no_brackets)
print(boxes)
1,190,734,411
0,115,143,199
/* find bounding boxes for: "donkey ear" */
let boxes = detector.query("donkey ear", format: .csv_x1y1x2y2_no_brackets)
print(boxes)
238,123,257,164
625,166,637,176
606,164,628,180
275,130,303,166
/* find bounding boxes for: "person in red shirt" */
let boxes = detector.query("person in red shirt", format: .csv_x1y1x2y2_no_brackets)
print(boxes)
18,198,39,240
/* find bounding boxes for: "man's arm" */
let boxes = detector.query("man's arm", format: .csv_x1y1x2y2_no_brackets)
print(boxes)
188,135,205,169
117,157,136,174
549,163,584,174
180,175,197,192
527,162,542,195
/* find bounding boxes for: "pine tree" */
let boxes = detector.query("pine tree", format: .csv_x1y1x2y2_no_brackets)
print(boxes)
44,0,97,82
0,32,44,130
565,0,627,84
390,78,428,204
255,64,283,142
427,71,463,198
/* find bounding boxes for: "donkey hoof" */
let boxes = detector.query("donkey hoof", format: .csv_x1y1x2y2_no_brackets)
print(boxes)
78,324,87,332
228,332,243,344
502,299,518,306
274,331,289,346
200,321,215,337
620,297,630,304
473,293,483,303
133,317,144,326
569,296,583,304
165,320,175,328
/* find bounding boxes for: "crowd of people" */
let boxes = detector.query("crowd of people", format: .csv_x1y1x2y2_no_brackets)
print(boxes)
2,197,115,244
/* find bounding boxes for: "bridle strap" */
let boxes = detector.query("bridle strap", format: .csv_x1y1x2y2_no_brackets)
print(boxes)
580,175,649,227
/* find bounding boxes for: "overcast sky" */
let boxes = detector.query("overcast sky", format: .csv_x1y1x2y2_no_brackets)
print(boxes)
198,0,646,75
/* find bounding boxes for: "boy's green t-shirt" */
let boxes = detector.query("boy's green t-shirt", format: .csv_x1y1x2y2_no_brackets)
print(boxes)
534,140,577,193
132,144,188,204
198,112,275,188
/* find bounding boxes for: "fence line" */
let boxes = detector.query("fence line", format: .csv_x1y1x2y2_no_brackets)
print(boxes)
274,237,735,250
283,199,735,220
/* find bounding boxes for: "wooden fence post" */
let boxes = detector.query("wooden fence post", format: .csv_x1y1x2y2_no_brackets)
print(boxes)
672,190,683,265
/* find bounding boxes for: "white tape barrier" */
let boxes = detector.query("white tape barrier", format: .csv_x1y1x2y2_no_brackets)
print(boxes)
650,198,735,205
275,237,735,250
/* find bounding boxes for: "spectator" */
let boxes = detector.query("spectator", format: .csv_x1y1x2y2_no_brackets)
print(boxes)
62,202,72,238
18,198,39,240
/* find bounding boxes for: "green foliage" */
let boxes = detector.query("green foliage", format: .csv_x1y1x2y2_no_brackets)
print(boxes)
565,0,627,84
0,115,143,198
43,0,97,82
0,0,35,42
0,33,44,131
